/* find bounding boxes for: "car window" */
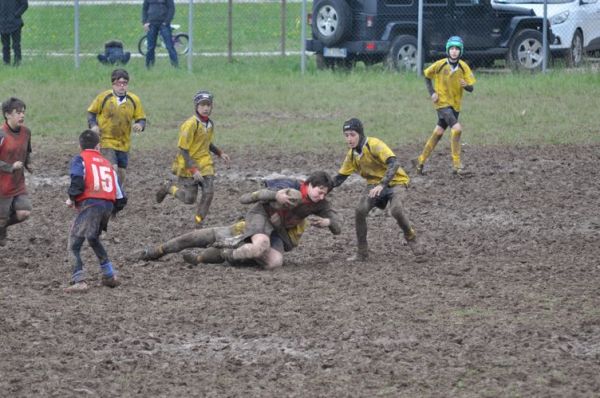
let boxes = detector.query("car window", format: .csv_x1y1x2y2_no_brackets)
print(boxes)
425,0,448,5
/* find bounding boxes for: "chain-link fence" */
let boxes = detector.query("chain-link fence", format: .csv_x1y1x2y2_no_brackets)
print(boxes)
25,0,307,69
22,0,600,72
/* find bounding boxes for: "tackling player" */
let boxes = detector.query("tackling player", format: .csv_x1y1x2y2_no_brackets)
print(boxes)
333,118,425,262
140,171,341,270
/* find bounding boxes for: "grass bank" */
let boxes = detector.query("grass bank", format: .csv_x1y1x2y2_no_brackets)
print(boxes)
1,56,598,153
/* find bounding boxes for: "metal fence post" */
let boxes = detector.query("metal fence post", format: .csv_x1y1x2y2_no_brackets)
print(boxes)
188,0,193,72
417,0,423,76
228,0,233,63
542,0,548,72
281,0,287,56
74,0,80,68
301,0,307,74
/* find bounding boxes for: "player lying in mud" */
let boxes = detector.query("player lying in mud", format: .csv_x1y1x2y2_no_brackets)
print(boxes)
137,171,341,269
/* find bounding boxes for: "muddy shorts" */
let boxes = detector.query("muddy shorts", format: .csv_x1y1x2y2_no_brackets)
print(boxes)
436,106,460,130
365,184,408,210
101,148,128,169
0,194,32,220
69,199,114,239
243,203,275,238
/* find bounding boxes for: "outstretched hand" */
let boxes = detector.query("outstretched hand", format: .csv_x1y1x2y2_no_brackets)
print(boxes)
275,189,293,206
368,185,384,198
220,152,231,165
309,216,330,228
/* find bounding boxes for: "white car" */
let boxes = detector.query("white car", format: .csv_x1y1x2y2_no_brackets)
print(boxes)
492,0,600,66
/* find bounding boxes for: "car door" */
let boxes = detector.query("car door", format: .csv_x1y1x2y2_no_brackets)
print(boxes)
580,0,600,50
452,0,502,49
424,0,452,54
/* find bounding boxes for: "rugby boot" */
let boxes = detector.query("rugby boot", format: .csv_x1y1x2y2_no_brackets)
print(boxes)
64,281,89,293
0,226,6,246
405,229,427,262
137,245,164,261
156,182,170,203
411,158,424,175
182,247,227,266
102,275,121,288
346,245,369,262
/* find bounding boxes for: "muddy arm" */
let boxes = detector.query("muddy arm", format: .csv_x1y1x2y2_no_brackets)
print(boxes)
239,189,277,204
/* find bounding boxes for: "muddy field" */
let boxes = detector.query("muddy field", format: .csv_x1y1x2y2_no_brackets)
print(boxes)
1,143,599,397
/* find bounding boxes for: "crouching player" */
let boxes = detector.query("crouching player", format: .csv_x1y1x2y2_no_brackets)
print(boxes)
64,130,127,293
139,171,341,270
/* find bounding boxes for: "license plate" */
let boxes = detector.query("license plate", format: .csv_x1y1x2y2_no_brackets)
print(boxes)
323,47,347,58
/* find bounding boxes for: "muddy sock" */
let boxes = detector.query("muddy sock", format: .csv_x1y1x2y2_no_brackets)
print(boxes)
100,261,115,278
403,226,416,241
418,129,442,165
201,247,227,263
450,129,462,169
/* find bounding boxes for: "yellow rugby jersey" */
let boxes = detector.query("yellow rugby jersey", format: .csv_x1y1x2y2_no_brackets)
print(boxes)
172,115,216,177
424,59,476,111
87,90,146,152
338,137,409,186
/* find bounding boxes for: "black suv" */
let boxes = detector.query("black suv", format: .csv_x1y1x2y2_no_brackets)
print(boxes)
306,0,553,70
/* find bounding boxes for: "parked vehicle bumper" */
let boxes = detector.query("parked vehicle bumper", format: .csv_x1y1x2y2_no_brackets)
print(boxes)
306,39,390,56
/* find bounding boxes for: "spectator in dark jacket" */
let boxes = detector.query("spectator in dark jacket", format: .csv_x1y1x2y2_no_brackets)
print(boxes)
142,0,178,68
0,0,28,66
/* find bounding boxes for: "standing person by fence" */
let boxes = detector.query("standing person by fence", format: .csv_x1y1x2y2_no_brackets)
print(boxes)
0,0,28,66
142,0,178,68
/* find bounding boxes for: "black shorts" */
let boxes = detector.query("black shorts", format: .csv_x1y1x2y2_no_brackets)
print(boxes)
436,107,460,130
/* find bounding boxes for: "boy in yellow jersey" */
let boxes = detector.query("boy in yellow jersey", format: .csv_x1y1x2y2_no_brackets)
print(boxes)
156,90,230,227
412,36,476,176
87,69,146,189
333,118,425,262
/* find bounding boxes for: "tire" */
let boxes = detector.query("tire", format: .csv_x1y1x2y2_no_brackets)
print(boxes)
174,33,190,55
138,35,148,56
312,0,352,46
509,29,547,71
387,35,419,72
564,30,583,68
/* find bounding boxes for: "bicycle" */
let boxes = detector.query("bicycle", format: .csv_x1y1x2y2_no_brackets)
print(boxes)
138,24,189,56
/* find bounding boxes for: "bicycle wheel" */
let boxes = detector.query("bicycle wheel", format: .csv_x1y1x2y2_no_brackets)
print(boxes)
173,33,189,55
138,35,148,56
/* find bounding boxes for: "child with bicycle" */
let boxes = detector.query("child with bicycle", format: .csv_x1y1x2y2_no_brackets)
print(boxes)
156,90,230,227
142,0,178,68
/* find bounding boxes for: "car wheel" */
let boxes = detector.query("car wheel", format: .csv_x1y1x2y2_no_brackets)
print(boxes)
509,29,547,71
565,30,583,67
387,35,419,72
312,0,352,46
